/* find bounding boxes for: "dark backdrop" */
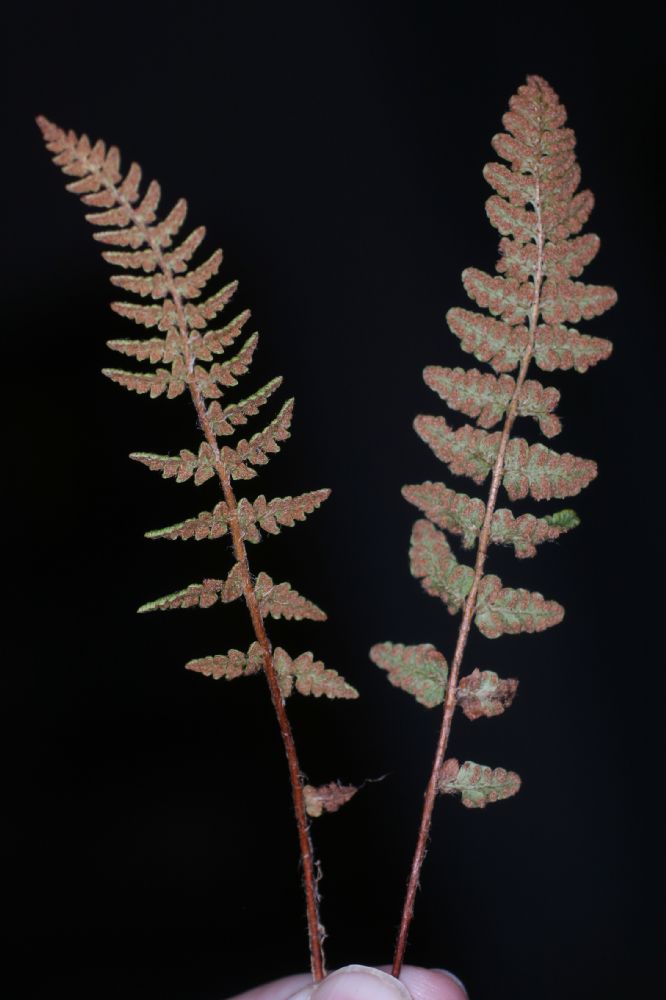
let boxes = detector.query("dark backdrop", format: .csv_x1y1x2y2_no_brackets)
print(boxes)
4,3,663,998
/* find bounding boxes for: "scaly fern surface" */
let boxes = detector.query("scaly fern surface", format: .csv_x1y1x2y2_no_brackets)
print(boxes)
370,76,616,973
38,118,358,980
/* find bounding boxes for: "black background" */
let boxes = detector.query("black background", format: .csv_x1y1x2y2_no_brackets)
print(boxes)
4,2,663,998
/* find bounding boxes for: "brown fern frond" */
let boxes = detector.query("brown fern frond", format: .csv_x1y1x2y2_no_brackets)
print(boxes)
38,115,346,979
423,365,561,436
145,488,330,544
273,648,359,700
254,572,326,622
303,783,359,818
369,77,616,974
186,642,264,680
207,377,283,435
130,443,216,485
446,308,530,372
414,416,596,499
402,482,579,557
438,759,521,808
369,642,448,708
456,669,518,721
475,574,564,638
409,519,474,614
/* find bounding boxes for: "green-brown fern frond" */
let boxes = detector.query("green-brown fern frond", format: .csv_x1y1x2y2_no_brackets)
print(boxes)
38,116,357,979
37,116,355,701
373,74,615,826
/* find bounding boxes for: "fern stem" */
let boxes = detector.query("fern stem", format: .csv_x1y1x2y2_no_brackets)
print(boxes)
189,384,326,982
84,161,326,980
392,174,545,978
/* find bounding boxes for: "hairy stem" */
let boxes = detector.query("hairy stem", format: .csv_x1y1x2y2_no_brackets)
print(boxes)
392,175,545,978
78,154,326,980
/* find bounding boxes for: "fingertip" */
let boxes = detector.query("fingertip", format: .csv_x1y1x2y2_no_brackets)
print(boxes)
396,966,468,1000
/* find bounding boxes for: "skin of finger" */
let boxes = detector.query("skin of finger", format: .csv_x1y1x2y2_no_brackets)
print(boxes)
391,966,467,1000
282,965,466,1000
228,972,312,1000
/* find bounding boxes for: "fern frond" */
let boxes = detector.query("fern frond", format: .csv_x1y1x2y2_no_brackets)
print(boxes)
371,79,615,965
273,648,359,700
456,669,518,720
145,489,330,543
207,332,259,388
102,362,186,399
534,323,612,372
137,564,243,613
462,269,532,324
202,309,252,356
446,308,529,372
40,113,340,976
303,783,358,818
402,482,579,557
409,519,474,614
489,506,580,558
130,443,216,485
414,416,596,499
219,400,294,480
254,572,326,621
106,331,182,363
251,489,331,533
186,642,264,680
423,366,561,436
369,642,448,708
475,574,564,638
438,759,521,809
207,378,283,436
402,482,485,548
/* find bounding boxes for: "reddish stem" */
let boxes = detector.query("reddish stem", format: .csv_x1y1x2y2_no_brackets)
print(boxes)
392,173,545,978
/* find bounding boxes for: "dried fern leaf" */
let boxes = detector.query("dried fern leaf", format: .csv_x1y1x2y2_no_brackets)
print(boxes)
409,519,474,614
446,307,529,372
456,669,518,720
186,642,264,681
415,416,596,500
201,309,252,356
303,782,358,818
462,269,532,324
219,400,294,480
102,362,186,399
402,482,485,549
254,572,326,621
138,564,243,613
273,648,359,700
423,366,561,436
145,489,330,544
475,574,564,639
502,438,596,501
534,323,612,372
106,331,182,364
251,489,331,534
130,443,216,485
490,507,580,557
438,759,521,808
369,642,448,708
207,377,282,436
402,483,578,558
